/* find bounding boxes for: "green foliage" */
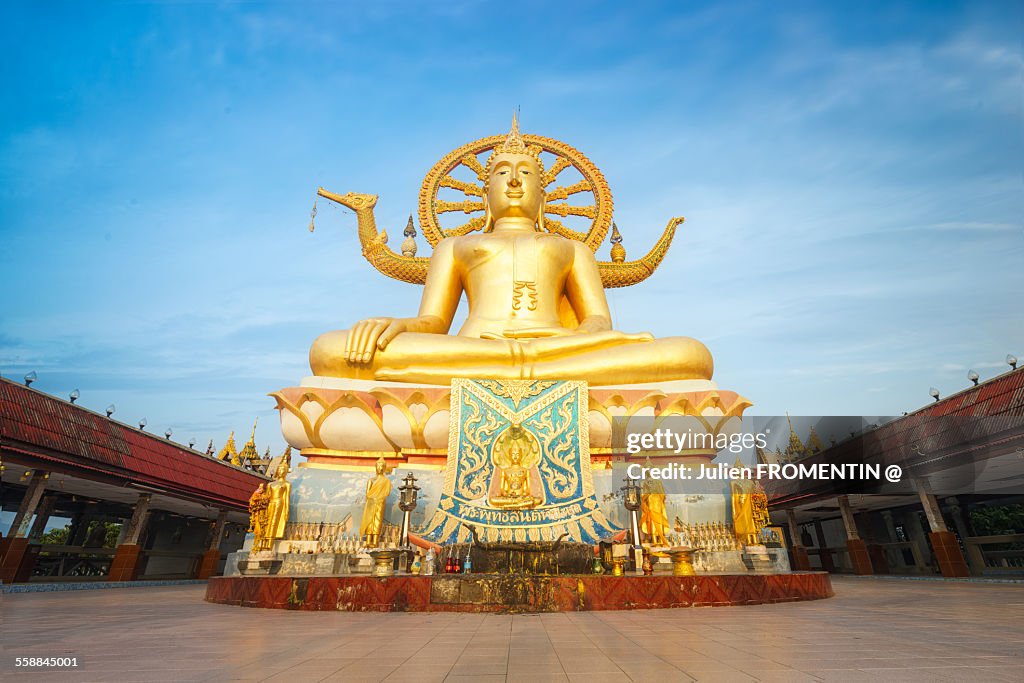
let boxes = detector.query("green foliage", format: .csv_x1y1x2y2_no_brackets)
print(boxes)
970,504,1024,536
40,524,71,545
38,521,122,547
85,521,121,548
103,522,121,548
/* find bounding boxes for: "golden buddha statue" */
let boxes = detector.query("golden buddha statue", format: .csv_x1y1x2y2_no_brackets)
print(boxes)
488,426,543,509
247,483,268,550
263,456,291,545
731,460,763,546
359,457,393,546
640,465,670,546
309,116,713,387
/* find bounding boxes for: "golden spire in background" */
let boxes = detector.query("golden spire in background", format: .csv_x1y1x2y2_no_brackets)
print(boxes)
217,432,240,466
784,413,810,460
807,425,825,453
238,418,259,467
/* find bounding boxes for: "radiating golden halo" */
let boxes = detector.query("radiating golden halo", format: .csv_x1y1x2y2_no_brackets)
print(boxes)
490,425,542,470
418,134,614,252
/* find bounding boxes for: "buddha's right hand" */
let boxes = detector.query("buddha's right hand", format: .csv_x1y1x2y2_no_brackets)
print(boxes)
346,317,409,363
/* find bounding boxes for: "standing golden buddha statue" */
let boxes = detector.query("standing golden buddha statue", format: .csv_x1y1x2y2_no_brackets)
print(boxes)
731,460,764,546
309,115,713,387
640,468,670,546
263,455,291,547
360,457,393,547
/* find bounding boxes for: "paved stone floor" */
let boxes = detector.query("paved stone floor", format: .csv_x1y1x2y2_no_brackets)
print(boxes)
2,576,1022,682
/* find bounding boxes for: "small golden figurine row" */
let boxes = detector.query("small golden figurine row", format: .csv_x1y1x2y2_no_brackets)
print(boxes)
280,524,404,555
673,521,741,551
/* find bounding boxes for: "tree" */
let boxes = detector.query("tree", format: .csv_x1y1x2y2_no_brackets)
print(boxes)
40,524,71,545
970,504,1024,536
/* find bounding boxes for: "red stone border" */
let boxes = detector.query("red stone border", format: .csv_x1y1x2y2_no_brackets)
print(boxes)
205,572,833,612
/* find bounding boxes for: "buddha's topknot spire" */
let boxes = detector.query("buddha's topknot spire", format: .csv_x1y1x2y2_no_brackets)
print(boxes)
496,109,528,155
486,110,544,182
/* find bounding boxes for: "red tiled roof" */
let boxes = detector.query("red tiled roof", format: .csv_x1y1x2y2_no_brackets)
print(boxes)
0,378,266,510
768,367,1024,506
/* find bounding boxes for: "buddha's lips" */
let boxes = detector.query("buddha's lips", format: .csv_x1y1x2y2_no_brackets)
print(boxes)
505,190,524,199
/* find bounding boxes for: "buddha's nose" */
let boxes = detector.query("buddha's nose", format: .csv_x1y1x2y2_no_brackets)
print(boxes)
508,176,522,188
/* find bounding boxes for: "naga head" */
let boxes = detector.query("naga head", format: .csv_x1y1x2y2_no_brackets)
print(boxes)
334,192,379,211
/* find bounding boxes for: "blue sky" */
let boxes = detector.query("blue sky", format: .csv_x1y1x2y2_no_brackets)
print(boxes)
1,0,1021,454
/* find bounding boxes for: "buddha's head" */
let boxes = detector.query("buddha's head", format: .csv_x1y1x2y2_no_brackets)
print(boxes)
274,460,289,480
375,457,387,475
484,114,545,230
508,443,523,465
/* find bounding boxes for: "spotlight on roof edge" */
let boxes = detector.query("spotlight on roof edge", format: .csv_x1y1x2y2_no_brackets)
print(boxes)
929,387,941,402
105,404,116,418
69,388,80,403
1009,354,1018,370
165,427,173,439
24,371,37,387
139,418,148,430
189,437,196,449
967,369,979,386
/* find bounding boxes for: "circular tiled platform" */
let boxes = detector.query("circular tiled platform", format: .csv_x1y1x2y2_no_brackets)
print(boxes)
205,572,833,612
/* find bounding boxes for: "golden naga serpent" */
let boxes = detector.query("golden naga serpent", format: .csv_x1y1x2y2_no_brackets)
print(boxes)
313,133,684,289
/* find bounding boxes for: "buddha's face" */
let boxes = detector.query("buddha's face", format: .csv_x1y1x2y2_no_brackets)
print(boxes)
486,152,544,223
375,461,386,475
508,444,523,465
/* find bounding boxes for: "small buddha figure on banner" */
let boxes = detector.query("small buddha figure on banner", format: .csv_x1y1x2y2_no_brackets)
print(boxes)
488,425,544,509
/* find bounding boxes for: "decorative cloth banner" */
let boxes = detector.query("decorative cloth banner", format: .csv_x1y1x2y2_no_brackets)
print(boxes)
420,379,619,544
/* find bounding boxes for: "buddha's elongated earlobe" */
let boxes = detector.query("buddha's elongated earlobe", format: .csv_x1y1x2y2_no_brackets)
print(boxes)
483,195,494,232
537,193,546,233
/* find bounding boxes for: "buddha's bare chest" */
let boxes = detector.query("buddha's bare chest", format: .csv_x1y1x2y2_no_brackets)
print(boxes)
454,234,573,284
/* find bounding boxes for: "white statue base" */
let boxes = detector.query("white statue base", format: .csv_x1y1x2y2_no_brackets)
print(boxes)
271,376,751,462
